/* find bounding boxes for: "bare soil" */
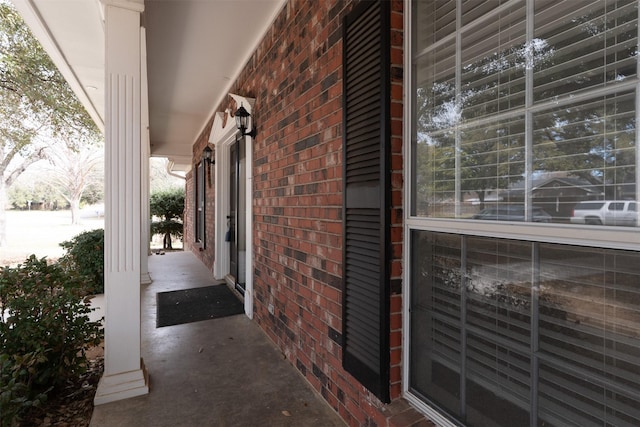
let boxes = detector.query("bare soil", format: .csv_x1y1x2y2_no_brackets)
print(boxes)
19,346,104,427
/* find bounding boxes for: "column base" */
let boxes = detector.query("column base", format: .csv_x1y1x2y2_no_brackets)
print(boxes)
141,272,152,285
94,359,149,405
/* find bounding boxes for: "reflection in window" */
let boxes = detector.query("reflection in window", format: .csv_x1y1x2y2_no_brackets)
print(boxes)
533,0,638,102
410,231,640,426
412,0,638,224
533,92,636,203
537,244,640,425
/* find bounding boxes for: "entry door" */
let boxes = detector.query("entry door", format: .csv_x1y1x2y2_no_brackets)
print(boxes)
229,136,246,294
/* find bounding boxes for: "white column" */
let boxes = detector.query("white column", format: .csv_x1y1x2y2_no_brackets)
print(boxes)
140,133,151,285
140,26,152,285
94,0,149,405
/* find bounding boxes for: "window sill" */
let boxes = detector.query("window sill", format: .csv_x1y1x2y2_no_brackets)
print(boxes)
406,217,639,251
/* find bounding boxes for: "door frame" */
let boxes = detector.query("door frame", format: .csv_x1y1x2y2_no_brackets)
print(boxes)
228,137,246,294
211,94,254,318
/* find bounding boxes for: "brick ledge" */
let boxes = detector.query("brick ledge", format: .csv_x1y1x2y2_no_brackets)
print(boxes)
380,399,436,427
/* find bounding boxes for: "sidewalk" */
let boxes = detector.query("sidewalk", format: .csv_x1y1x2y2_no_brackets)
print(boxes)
90,251,345,427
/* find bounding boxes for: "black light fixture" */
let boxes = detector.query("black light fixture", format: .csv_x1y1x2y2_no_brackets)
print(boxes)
202,145,214,165
234,103,256,138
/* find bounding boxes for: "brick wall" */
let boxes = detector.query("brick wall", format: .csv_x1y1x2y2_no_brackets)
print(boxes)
389,0,404,403
184,1,432,425
184,169,194,252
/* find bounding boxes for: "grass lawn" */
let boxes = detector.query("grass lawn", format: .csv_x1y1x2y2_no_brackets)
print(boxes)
0,209,104,266
0,209,183,266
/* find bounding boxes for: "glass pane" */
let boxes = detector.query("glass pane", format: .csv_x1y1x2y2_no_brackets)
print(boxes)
413,1,456,54
534,0,638,102
462,0,512,27
410,231,462,418
411,233,640,426
461,117,526,217
415,43,456,134
466,334,532,426
415,131,456,217
461,1,526,121
538,244,640,426
465,237,532,426
412,0,638,222
415,36,457,217
533,91,636,224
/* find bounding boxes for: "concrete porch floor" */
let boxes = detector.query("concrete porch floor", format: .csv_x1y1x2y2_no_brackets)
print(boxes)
90,251,345,427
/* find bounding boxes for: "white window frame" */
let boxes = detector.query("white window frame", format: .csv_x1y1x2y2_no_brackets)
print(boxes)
402,0,640,424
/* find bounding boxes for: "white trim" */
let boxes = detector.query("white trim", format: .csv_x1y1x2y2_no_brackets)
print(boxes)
403,0,640,424
402,4,451,424
209,95,255,318
140,25,151,285
212,113,235,280
195,0,286,148
405,218,640,251
244,124,254,319
401,0,412,404
101,0,144,13
400,2,449,425
11,0,105,131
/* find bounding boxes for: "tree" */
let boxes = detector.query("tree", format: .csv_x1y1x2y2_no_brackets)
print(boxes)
150,157,185,193
7,173,66,209
0,2,99,245
45,145,103,224
150,188,184,250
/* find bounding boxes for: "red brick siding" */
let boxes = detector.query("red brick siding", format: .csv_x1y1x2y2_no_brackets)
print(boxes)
389,0,404,404
184,169,194,252
183,1,433,425
250,0,360,422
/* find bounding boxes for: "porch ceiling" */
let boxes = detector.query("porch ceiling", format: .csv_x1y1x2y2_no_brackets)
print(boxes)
11,0,285,172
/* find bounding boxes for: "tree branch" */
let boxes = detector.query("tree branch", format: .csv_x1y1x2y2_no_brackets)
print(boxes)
4,146,47,187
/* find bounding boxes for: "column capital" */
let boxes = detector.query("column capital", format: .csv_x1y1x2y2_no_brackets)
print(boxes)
101,0,144,13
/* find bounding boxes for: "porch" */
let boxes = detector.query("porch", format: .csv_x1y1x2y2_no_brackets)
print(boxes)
89,251,345,427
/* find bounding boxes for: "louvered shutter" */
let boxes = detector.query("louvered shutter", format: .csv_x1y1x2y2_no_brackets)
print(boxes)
342,0,390,403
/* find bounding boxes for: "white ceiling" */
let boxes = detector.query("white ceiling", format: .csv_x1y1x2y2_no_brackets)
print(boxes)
11,0,285,171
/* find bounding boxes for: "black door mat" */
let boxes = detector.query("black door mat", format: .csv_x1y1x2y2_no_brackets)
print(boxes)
156,285,244,327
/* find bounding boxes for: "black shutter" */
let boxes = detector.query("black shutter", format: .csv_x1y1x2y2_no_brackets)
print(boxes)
342,0,390,403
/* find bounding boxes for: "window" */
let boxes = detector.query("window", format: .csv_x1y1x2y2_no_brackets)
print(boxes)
408,1,640,426
410,231,640,426
412,0,638,225
577,201,606,210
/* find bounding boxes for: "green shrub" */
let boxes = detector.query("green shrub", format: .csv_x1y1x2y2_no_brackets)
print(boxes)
60,229,104,295
0,255,103,426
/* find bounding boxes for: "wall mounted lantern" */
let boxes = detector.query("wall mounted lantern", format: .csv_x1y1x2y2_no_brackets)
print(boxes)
234,103,256,138
202,145,214,165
